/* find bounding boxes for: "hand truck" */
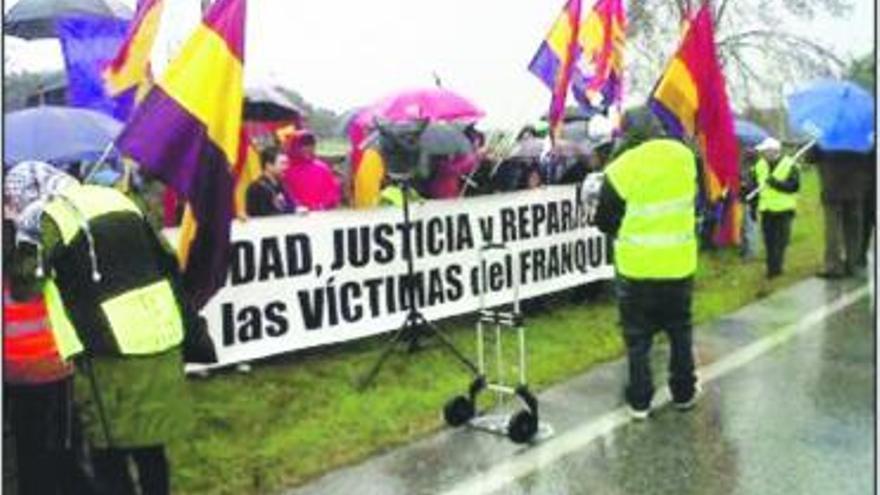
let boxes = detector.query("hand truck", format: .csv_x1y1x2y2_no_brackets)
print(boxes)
442,243,551,443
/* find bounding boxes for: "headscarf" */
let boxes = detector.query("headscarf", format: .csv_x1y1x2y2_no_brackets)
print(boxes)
4,161,80,276
5,160,114,282
4,161,78,217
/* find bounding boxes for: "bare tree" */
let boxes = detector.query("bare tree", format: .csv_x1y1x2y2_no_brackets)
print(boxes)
626,0,853,109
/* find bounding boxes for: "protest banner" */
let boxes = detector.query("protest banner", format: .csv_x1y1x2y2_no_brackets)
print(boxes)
169,185,614,367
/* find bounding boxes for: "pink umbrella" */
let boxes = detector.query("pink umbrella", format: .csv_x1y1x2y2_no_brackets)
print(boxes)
364,87,485,123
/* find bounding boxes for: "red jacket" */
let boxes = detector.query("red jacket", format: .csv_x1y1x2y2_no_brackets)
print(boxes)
3,288,73,385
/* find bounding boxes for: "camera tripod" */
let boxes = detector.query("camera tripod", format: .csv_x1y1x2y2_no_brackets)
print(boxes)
357,174,479,390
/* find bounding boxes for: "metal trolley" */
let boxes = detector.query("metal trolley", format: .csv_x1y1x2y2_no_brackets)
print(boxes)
442,243,551,443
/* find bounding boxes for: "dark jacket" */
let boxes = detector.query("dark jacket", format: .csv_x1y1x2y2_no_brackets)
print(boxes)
246,176,295,216
594,179,625,237
811,148,873,203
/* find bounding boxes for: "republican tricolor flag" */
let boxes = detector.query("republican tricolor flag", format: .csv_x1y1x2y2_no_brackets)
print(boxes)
570,0,626,121
116,0,246,309
528,0,583,142
103,0,164,102
649,4,739,200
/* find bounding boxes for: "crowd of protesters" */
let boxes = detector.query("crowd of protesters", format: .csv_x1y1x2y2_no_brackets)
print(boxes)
3,111,875,494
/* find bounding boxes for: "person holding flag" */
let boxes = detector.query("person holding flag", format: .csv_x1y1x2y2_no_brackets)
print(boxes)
752,137,800,278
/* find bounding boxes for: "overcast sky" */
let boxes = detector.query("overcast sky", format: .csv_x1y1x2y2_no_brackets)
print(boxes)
4,0,877,128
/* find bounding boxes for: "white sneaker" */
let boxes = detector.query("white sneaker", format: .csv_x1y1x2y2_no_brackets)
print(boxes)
191,369,211,379
627,404,650,421
236,363,252,374
672,384,701,411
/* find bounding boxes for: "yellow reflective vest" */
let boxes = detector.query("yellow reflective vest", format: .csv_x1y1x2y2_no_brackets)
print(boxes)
755,156,798,213
42,185,184,357
605,139,697,279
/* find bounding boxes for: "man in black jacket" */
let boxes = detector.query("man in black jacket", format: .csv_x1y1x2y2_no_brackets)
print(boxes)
246,146,295,217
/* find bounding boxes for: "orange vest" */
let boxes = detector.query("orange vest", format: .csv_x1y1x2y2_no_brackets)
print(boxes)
3,289,73,385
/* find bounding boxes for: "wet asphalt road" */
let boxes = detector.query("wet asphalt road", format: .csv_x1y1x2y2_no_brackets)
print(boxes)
288,277,875,495
498,295,874,495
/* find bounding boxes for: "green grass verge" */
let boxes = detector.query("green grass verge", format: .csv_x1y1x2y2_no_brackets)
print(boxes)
316,138,350,157
171,169,824,494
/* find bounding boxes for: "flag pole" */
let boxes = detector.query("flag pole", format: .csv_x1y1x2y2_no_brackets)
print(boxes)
745,138,817,202
458,127,525,198
82,142,116,184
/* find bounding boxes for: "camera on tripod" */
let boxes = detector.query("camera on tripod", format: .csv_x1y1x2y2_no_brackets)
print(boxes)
357,116,480,391
371,118,431,180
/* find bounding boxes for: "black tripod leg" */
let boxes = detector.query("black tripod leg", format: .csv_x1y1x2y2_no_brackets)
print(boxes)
357,340,399,391
357,320,415,391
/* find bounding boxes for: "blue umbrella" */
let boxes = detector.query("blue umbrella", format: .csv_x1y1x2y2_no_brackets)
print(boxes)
3,106,123,166
787,80,875,152
734,118,771,146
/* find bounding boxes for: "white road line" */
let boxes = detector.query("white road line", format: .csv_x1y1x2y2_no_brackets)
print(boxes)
441,284,871,495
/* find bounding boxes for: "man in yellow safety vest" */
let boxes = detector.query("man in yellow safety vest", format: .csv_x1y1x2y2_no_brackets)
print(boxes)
592,138,700,419
752,137,800,278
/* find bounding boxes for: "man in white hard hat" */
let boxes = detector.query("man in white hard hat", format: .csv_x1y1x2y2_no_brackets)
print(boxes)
752,137,800,278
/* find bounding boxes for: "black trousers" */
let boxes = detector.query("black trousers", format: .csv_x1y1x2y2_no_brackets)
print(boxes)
6,378,76,495
761,210,795,277
860,191,875,267
616,276,696,410
6,379,109,495
92,446,169,495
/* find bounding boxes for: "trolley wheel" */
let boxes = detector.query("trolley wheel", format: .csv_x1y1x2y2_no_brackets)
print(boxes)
507,409,538,444
443,395,475,427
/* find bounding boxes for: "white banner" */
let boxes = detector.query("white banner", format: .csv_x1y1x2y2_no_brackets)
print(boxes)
177,185,614,367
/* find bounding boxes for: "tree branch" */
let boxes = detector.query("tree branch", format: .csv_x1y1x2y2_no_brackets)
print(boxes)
716,29,845,68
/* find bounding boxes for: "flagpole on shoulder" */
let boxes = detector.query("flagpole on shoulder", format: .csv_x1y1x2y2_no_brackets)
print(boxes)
745,137,817,202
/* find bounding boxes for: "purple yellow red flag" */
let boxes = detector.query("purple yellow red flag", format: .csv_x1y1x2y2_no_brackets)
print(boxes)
528,0,583,141
649,4,739,200
570,0,626,121
103,0,163,101
116,0,246,309
233,128,263,218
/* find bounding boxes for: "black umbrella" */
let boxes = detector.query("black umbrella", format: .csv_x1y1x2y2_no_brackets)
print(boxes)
418,123,473,156
243,86,305,122
4,0,132,40
363,121,473,157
